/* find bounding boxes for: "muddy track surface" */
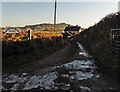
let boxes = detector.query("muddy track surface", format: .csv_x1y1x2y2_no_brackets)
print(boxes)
1,42,120,92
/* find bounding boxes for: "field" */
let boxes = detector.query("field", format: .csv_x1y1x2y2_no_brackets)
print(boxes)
2,29,65,72
1,22,69,42
1,29,63,42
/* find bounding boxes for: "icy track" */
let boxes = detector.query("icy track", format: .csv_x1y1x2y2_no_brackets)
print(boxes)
2,42,97,91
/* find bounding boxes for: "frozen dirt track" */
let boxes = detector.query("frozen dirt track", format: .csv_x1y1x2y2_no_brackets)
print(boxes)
2,42,120,91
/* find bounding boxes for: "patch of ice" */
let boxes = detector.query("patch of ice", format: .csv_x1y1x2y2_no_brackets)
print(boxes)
5,74,19,83
10,83,19,90
22,73,27,76
65,84,70,87
18,77,28,83
76,42,90,57
23,76,40,90
23,72,57,90
3,73,28,84
76,42,84,50
55,83,70,90
80,86,91,90
61,86,70,90
61,60,95,70
1,86,8,91
70,71,94,80
79,52,89,57
80,60,93,65
96,75,100,78
61,74,69,77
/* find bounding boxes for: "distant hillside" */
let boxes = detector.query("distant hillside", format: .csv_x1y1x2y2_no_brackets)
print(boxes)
25,23,70,32
75,12,120,83
1,23,70,32
1,23,85,33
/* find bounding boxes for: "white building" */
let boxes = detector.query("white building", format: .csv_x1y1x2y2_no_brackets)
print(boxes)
4,27,20,34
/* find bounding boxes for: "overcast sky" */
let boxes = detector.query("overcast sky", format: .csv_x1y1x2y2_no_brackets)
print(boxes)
1,0,119,28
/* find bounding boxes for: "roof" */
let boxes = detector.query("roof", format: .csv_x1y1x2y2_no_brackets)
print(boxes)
5,28,19,33
64,25,81,32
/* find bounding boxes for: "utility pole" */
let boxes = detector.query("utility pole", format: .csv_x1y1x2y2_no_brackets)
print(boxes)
54,0,57,31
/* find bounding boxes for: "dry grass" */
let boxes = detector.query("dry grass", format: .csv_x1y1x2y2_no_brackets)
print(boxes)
31,31,62,39
1,30,62,42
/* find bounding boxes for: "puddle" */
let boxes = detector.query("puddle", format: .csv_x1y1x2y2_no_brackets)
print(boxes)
2,42,97,91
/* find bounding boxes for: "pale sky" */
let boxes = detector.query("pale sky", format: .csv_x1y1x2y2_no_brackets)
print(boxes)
1,0,119,28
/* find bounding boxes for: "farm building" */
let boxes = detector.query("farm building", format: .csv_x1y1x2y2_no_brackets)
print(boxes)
4,27,20,34
63,25,81,38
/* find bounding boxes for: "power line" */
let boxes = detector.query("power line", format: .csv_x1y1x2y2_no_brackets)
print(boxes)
54,0,57,32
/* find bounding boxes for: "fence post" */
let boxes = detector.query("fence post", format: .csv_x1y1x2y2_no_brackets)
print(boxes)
28,30,31,41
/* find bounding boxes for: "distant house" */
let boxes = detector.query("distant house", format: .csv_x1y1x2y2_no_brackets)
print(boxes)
64,25,81,34
4,27,20,34
63,25,81,38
